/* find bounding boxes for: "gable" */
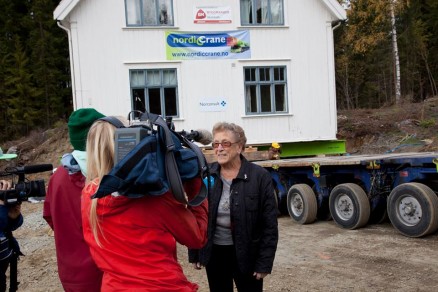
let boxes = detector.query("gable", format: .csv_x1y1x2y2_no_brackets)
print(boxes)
53,0,80,20
54,0,347,21
322,0,347,20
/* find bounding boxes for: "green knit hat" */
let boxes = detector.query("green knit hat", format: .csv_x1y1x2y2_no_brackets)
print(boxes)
68,108,105,151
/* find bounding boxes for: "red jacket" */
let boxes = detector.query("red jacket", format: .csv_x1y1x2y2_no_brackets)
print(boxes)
81,178,208,292
43,166,102,292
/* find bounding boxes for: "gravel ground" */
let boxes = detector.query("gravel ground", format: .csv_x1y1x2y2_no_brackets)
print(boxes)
8,201,438,291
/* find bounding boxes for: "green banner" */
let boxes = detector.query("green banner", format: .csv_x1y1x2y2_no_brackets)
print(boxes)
166,30,251,60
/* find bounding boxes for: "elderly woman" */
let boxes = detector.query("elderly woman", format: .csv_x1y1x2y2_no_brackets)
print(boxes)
189,122,278,292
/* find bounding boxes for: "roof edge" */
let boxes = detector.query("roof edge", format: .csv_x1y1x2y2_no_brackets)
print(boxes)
322,0,347,21
53,0,347,23
53,0,80,21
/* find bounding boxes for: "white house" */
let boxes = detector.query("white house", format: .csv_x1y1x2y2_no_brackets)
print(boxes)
54,0,346,149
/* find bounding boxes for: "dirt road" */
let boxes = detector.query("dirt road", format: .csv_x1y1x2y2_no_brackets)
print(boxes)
11,202,438,291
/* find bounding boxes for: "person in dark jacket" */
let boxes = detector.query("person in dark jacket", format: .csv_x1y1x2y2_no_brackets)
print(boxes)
189,122,278,292
0,180,23,292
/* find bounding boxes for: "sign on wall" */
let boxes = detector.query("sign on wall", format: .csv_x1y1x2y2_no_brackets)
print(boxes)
199,98,228,112
166,30,251,60
193,6,232,24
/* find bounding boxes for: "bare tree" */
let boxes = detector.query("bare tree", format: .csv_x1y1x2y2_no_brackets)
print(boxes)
390,0,401,104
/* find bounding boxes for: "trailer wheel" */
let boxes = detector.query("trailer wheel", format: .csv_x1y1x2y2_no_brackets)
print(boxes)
329,183,370,229
387,183,438,237
287,184,317,224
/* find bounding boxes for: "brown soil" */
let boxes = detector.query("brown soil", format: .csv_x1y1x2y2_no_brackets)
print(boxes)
2,98,438,291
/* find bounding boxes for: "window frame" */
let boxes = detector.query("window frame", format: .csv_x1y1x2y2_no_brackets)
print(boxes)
129,68,179,118
243,66,288,115
240,0,285,26
125,0,174,27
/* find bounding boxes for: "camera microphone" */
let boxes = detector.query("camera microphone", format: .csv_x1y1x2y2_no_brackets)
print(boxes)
189,129,213,145
14,164,53,174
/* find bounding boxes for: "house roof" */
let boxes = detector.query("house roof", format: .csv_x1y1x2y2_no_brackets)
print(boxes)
53,0,80,21
54,0,346,21
322,0,347,20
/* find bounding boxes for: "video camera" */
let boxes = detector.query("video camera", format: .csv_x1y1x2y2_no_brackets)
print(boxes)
94,111,210,206
0,164,53,205
112,111,212,163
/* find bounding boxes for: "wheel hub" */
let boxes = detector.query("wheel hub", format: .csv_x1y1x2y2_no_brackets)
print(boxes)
291,194,303,216
397,196,422,226
335,194,354,220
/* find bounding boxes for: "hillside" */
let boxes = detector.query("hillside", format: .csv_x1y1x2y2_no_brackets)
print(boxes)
1,97,437,177
337,97,438,154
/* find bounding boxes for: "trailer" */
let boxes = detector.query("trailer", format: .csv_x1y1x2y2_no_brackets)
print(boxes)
253,152,438,238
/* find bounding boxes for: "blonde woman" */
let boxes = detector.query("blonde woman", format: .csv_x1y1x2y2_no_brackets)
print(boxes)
81,117,208,291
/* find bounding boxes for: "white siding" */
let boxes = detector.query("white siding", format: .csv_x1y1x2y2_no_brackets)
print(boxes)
58,0,345,145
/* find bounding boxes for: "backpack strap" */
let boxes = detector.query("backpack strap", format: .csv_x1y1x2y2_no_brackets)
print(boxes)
98,116,125,128
178,134,210,206
142,112,209,206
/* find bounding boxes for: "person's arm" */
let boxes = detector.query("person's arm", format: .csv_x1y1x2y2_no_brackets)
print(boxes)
0,205,8,231
0,180,23,231
162,178,209,249
7,204,23,231
167,200,208,249
0,180,10,230
254,171,279,275
42,172,56,230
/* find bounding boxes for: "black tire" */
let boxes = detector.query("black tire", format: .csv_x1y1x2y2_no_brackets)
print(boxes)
329,183,370,229
387,183,438,237
287,184,318,224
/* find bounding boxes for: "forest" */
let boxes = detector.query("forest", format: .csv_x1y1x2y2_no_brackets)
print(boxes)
0,0,437,142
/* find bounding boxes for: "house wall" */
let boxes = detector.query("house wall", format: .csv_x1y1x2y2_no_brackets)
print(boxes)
61,0,343,145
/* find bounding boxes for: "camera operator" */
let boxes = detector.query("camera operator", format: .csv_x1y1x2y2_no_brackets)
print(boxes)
0,180,23,292
81,117,208,291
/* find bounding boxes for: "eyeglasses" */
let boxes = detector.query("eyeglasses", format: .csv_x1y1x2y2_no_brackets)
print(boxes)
212,141,239,149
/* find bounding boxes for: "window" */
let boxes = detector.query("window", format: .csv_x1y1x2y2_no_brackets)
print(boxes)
244,66,287,114
240,0,284,25
130,69,178,118
125,0,174,26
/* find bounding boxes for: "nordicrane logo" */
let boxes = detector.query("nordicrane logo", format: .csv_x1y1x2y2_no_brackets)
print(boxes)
196,9,206,19
167,33,229,48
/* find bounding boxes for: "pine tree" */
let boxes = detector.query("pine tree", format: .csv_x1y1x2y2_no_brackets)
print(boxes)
0,0,70,142
4,38,43,138
27,0,71,128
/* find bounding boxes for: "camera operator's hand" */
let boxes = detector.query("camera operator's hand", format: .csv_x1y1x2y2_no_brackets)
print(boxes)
192,262,203,270
0,180,12,206
0,179,11,191
8,202,22,220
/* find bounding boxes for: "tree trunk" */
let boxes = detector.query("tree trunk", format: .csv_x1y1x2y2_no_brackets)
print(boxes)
390,0,401,104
